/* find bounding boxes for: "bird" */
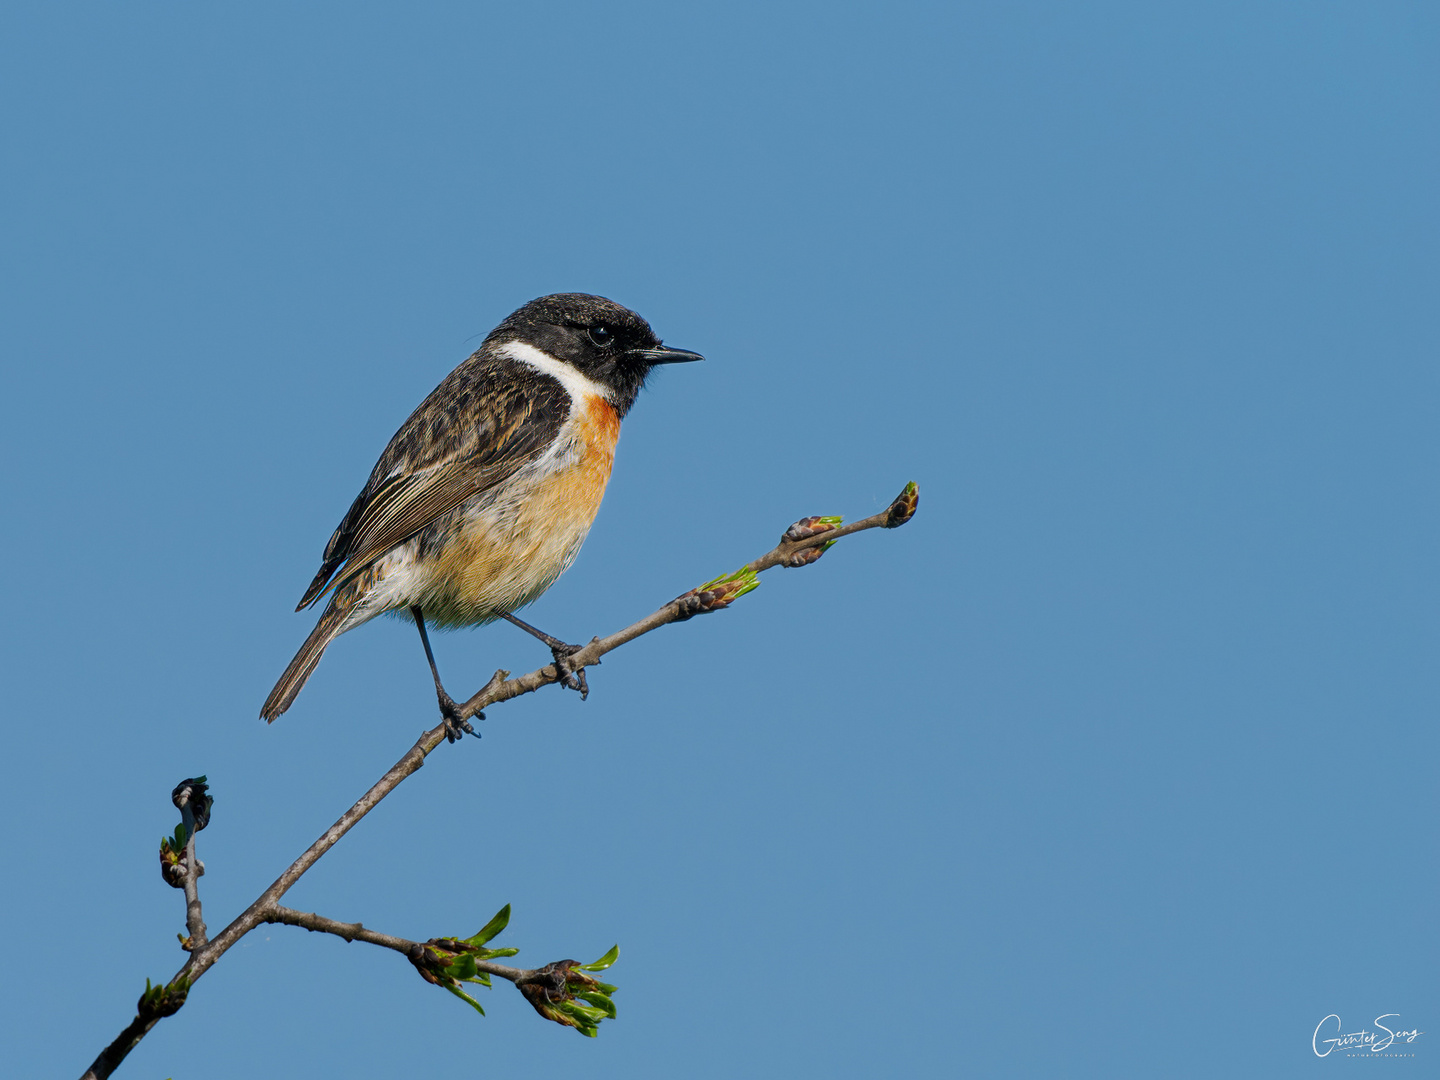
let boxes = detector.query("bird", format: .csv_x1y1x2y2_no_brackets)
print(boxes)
260,293,703,735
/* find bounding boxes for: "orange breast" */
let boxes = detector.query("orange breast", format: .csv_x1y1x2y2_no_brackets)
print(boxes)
580,393,621,451
538,392,619,528
419,392,622,625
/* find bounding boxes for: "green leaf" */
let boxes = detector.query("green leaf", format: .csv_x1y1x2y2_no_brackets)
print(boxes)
560,1001,608,1023
581,944,619,971
697,567,759,596
475,946,519,960
443,984,487,1017
730,573,760,599
446,955,477,980
575,991,617,1018
465,904,511,947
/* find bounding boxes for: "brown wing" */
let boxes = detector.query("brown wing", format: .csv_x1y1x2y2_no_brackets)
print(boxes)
296,357,570,610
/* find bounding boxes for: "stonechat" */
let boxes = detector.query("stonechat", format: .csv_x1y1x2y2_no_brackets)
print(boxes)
261,293,702,732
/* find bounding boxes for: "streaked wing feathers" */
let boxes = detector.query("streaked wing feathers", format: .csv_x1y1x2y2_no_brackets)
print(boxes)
295,360,569,609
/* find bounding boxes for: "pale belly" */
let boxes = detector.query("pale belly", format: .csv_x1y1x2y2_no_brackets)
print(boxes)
352,433,612,629
334,393,621,633
416,454,612,626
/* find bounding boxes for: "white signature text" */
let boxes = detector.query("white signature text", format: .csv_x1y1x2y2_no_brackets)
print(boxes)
1313,1014,1424,1057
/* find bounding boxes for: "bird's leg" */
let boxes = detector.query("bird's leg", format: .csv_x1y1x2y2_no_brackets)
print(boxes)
411,605,479,742
500,612,598,700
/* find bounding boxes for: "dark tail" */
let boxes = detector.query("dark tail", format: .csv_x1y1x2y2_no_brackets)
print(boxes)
261,605,349,722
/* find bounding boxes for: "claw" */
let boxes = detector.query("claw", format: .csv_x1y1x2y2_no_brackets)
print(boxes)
437,691,481,743
443,716,479,743
500,615,597,701
550,641,597,700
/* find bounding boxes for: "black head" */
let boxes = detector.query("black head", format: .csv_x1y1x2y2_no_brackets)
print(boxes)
486,293,702,416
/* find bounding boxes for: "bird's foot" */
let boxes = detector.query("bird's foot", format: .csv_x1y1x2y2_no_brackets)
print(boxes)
442,714,479,743
437,689,482,743
551,639,600,700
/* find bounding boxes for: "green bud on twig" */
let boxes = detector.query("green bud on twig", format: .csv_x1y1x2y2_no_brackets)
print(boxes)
780,515,844,566
516,946,621,1037
159,824,200,890
170,776,213,831
783,515,843,543
407,904,521,1016
137,976,189,1021
674,567,760,620
884,481,919,528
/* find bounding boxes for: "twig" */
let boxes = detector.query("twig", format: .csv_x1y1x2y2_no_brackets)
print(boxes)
176,792,207,951
263,906,529,984
78,482,918,1080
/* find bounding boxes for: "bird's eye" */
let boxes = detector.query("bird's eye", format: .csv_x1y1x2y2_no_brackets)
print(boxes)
588,324,615,347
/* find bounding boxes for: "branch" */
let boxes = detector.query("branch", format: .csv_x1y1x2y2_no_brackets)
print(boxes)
265,903,619,1032
264,905,524,981
264,905,414,953
173,779,210,951
79,481,918,1079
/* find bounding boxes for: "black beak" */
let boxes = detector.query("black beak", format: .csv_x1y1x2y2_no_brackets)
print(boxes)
631,345,704,365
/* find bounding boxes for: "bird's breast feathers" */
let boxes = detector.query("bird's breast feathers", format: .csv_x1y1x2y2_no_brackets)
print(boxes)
357,359,622,629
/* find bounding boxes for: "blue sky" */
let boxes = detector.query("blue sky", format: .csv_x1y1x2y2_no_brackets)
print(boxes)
2,2,1435,1076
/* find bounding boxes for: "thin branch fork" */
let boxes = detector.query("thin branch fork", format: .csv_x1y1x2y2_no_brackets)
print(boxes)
79,482,918,1080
